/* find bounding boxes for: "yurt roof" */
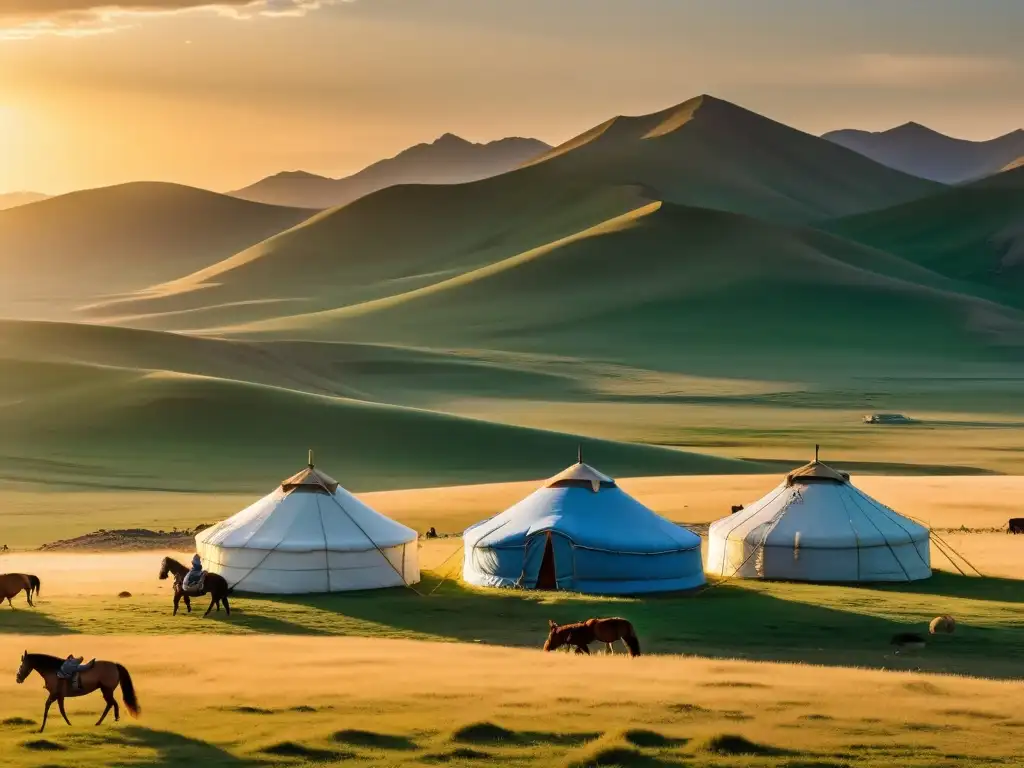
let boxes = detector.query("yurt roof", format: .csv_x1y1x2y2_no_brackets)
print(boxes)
785,460,850,486
195,453,415,553
465,456,698,554
545,461,615,492
281,465,339,494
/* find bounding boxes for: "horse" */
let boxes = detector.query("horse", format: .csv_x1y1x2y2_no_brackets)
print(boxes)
1,573,40,608
158,556,232,617
543,618,641,657
15,652,140,733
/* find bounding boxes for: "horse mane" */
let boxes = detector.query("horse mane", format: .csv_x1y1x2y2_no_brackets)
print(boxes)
552,621,589,635
25,653,63,672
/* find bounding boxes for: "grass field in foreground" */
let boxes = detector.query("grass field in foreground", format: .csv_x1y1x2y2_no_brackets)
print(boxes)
2,635,1023,768
3,547,1023,680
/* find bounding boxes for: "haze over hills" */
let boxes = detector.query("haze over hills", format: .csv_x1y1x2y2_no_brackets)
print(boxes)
0,191,48,211
231,134,551,209
824,123,1024,184
0,182,316,317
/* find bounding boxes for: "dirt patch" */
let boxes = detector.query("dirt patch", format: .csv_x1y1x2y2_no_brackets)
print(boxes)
40,526,212,552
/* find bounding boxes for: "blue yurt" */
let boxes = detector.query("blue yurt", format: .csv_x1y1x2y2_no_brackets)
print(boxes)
462,456,705,594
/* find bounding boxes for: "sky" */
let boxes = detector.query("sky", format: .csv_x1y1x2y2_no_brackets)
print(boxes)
1,0,1022,194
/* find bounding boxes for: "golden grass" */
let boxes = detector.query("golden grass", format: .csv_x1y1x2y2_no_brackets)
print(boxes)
0,638,1019,768
1,635,1022,767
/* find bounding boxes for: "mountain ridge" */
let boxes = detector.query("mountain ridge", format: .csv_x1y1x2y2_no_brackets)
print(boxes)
231,133,551,209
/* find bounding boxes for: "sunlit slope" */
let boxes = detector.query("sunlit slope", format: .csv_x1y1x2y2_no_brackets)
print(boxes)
85,182,648,328
0,182,315,315
828,167,1024,303
525,95,940,221
222,202,1024,376
0,360,756,492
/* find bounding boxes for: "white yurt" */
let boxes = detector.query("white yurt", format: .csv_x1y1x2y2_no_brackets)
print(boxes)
706,449,930,582
463,453,705,594
196,454,419,594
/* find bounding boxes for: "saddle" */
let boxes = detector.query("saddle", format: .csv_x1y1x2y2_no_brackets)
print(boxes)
57,656,95,692
182,570,207,594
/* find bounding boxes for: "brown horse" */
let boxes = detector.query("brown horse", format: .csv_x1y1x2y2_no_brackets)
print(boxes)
15,652,140,733
544,618,641,657
1,573,40,607
159,556,232,617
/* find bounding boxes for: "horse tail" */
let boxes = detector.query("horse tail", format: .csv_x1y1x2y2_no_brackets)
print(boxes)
28,575,40,597
116,664,141,717
624,625,641,657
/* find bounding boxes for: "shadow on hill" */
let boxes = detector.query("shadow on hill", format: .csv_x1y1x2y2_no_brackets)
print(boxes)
236,573,1024,680
0,607,73,635
870,570,1024,604
119,726,261,767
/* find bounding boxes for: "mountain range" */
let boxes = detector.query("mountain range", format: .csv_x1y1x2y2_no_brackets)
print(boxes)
1,94,1023,489
823,122,1024,184
231,134,551,209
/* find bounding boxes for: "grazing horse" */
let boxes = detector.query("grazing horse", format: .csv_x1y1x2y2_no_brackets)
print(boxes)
1008,518,1024,534
1,573,40,608
159,556,232,617
544,618,641,657
15,652,140,733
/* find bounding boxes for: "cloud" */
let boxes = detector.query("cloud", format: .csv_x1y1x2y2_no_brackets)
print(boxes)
0,1,345,40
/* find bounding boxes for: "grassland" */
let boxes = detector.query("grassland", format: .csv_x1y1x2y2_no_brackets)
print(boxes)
2,636,1024,768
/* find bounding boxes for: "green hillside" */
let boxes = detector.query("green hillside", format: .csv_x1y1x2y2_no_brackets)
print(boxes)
0,363,756,493
828,169,1024,303
0,182,315,316
88,96,942,330
84,182,647,328
215,201,1024,378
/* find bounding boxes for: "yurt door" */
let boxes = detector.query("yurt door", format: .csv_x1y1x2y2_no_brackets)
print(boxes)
524,532,574,590
537,533,557,590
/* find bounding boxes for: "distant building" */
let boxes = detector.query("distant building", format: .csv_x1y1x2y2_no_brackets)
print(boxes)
863,413,915,424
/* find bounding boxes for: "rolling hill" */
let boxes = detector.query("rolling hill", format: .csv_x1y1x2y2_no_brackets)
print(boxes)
85,182,649,328
214,201,1024,377
0,182,315,317
0,321,757,491
0,191,47,211
827,166,1024,303
89,95,946,331
231,134,551,209
824,123,1024,183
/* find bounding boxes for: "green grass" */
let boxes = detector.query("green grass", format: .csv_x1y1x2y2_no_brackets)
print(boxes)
7,569,1024,680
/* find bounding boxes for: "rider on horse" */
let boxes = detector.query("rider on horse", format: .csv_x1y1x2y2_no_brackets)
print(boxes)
57,655,95,693
183,554,204,591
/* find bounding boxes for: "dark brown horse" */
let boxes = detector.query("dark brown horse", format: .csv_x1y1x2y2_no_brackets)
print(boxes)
1,573,40,607
159,556,231,617
16,652,140,733
544,618,641,657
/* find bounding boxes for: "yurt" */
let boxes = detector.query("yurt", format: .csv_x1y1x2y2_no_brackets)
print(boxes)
196,454,419,593
462,454,705,594
706,449,930,582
